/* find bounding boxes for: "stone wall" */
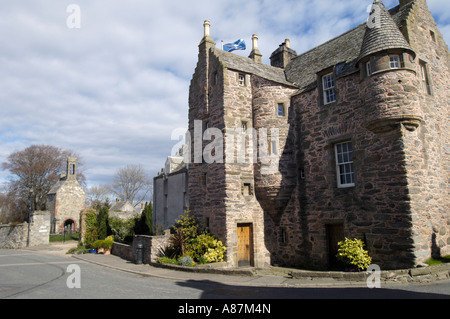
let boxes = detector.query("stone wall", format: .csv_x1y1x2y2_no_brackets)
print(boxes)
28,211,50,247
398,0,450,262
0,211,50,248
112,233,171,264
0,223,26,249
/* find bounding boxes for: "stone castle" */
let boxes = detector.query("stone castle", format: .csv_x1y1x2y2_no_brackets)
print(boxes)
186,0,449,270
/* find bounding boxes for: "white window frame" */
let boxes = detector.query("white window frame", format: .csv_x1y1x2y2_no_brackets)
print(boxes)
390,55,400,69
322,73,336,105
238,74,245,86
335,141,355,188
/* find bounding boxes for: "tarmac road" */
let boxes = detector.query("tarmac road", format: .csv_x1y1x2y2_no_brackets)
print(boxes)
0,243,449,300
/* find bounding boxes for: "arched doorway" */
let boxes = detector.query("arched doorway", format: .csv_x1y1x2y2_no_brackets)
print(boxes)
64,219,75,236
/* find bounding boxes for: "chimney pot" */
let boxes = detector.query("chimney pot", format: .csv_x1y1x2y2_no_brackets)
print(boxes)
252,34,259,50
285,39,290,48
204,20,211,37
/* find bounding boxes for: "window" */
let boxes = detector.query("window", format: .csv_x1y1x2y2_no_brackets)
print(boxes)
201,173,207,186
242,183,253,196
335,141,355,188
277,103,285,116
270,140,278,156
390,55,400,69
430,30,436,43
281,229,288,245
238,74,245,86
420,61,432,95
322,73,336,104
366,61,372,76
241,121,248,133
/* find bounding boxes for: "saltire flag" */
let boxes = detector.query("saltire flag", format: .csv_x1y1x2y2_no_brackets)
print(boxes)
223,39,246,52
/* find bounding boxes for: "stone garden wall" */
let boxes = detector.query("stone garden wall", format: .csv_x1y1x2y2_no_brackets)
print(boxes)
112,233,171,264
0,211,50,249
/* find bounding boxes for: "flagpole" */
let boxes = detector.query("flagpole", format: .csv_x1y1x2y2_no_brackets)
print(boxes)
221,40,223,50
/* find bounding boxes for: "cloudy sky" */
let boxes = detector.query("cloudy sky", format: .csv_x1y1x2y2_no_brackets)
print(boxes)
0,0,449,189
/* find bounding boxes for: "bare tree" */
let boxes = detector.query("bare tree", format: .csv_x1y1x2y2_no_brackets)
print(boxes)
86,184,113,209
109,164,152,208
1,144,85,222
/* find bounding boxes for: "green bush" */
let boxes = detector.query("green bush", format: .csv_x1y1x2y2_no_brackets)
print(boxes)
84,210,99,249
157,256,178,265
169,210,199,257
179,255,194,267
337,238,372,271
188,233,226,263
203,241,226,263
92,235,114,250
97,206,109,240
165,210,227,264
172,209,199,242
109,216,135,243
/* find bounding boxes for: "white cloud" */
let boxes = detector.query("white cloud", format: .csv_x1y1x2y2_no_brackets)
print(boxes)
0,0,448,188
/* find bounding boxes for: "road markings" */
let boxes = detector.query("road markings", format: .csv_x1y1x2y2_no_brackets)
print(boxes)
0,261,86,267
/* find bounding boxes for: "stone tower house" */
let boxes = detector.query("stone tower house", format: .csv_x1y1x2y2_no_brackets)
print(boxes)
47,157,86,233
188,0,449,270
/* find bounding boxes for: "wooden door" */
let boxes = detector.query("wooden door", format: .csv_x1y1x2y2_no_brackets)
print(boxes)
237,224,253,267
326,224,345,270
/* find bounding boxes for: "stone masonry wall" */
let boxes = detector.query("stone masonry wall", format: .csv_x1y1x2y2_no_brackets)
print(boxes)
0,223,26,249
0,211,50,248
54,180,86,233
399,0,450,261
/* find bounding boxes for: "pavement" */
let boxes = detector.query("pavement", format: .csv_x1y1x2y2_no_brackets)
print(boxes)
23,241,450,288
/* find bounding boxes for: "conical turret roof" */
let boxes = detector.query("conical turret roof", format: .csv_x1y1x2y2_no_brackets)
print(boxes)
357,0,415,63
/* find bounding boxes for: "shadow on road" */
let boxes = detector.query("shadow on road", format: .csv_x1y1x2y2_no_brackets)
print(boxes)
176,279,450,299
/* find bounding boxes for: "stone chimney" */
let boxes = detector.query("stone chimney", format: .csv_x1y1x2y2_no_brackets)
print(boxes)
249,34,262,63
270,39,297,68
199,20,215,49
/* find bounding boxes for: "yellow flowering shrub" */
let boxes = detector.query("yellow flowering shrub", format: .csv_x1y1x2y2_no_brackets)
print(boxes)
337,238,372,270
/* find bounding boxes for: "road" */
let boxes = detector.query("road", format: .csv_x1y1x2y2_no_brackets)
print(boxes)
1,249,449,301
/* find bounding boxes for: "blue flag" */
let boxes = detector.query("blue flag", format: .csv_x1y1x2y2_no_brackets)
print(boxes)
223,39,246,52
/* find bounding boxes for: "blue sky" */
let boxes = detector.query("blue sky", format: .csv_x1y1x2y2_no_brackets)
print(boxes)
0,0,448,189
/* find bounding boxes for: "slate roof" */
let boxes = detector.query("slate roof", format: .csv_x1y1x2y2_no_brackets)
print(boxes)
285,23,366,92
48,179,65,195
211,1,416,94
357,0,415,64
213,48,296,87
284,0,415,93
110,200,137,213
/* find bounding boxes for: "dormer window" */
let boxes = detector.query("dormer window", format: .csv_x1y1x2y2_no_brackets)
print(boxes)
390,55,400,69
322,73,336,104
